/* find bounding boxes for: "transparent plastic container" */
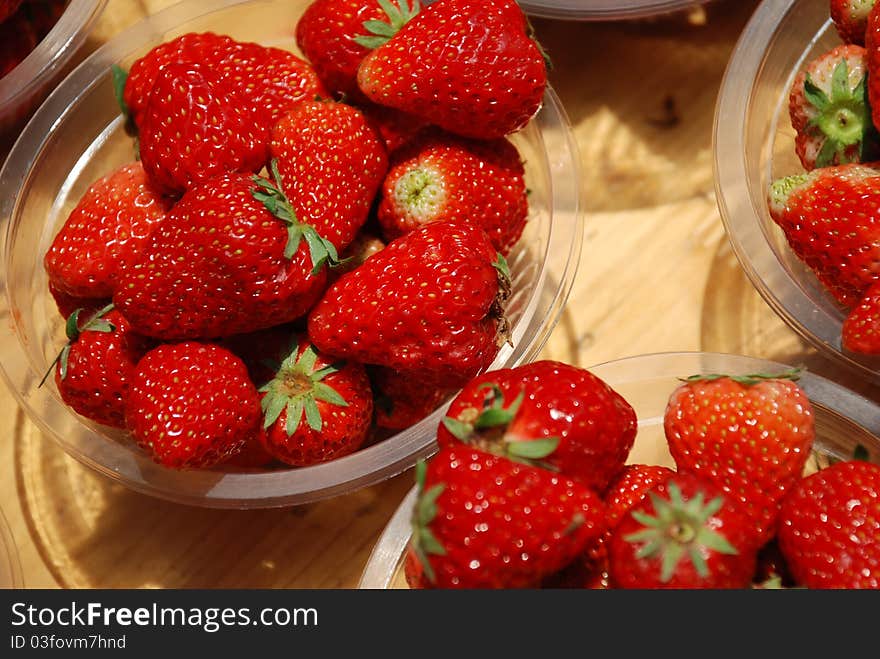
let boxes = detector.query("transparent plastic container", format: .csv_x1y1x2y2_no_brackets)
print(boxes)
714,0,880,383
0,0,583,508
521,0,707,20
0,0,106,148
0,508,22,589
359,351,880,588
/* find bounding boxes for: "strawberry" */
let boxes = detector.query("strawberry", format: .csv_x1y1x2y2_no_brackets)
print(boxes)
332,230,385,280
270,100,387,251
609,473,760,589
788,45,878,170
45,306,150,429
138,63,266,197
777,460,880,589
604,464,676,532
296,0,420,98
0,0,22,23
768,164,880,306
843,280,880,354
257,335,373,467
437,361,638,492
410,447,606,588
114,168,335,340
833,1,876,45
360,103,426,153
664,370,815,544
48,284,107,321
357,0,547,140
307,219,510,388
0,7,36,78
44,162,170,299
126,342,261,469
377,130,528,254
370,366,453,430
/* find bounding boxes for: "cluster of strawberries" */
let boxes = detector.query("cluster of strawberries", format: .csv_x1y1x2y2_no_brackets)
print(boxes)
769,0,880,356
405,361,880,589
0,0,65,77
42,0,548,470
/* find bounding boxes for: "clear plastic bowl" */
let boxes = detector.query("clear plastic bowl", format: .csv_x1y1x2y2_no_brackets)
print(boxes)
358,351,880,588
0,0,582,508
521,0,707,20
0,507,22,589
714,0,880,383
0,0,106,148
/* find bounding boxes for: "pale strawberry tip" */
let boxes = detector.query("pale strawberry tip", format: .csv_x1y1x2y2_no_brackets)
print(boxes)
352,0,421,50
39,302,117,387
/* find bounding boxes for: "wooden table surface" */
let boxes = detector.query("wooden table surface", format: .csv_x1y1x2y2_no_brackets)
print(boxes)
2,0,877,589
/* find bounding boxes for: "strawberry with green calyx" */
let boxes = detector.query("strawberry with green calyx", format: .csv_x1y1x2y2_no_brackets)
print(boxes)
437,361,637,491
44,305,152,429
297,0,421,98
665,369,815,545
609,473,759,589
832,0,876,45
114,173,328,340
843,280,880,354
410,446,607,588
788,45,879,170
257,336,372,467
768,164,880,307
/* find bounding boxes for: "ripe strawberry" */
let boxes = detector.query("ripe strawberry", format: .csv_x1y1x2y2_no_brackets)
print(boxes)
437,361,637,492
296,0,420,98
377,130,528,254
357,0,547,139
360,103,426,153
664,371,815,543
778,460,880,589
46,306,150,429
270,100,387,251
843,280,880,354
609,473,760,589
257,335,373,467
114,168,334,340
832,1,875,45
604,464,676,532
788,45,878,170
410,447,606,588
0,0,22,23
44,162,170,299
126,342,261,469
370,366,452,430
138,63,266,197
120,32,244,127
48,284,107,321
0,8,36,78
768,164,880,306
307,219,510,388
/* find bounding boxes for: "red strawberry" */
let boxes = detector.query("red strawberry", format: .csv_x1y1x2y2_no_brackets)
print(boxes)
308,219,510,388
270,100,387,251
47,306,151,429
120,32,244,127
257,335,373,467
863,5,880,128
834,0,876,45
604,464,676,532
296,0,420,98
357,0,547,139
410,447,606,588
778,459,880,589
437,361,637,492
377,130,527,254
768,164,880,306
0,8,36,78
0,0,22,23
138,63,266,197
126,342,261,469
843,280,880,354
360,103,426,153
370,366,452,430
788,45,878,170
114,169,334,340
48,284,107,321
44,162,170,299
664,371,815,544
609,473,760,589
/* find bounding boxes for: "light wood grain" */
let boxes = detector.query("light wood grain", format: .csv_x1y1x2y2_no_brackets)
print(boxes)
1,0,876,590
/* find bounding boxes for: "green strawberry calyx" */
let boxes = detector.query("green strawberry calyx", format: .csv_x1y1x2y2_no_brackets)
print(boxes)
803,58,878,168
258,339,348,436
679,368,802,387
39,303,117,387
353,0,421,50
410,460,446,584
441,383,560,468
251,160,342,275
623,482,738,583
